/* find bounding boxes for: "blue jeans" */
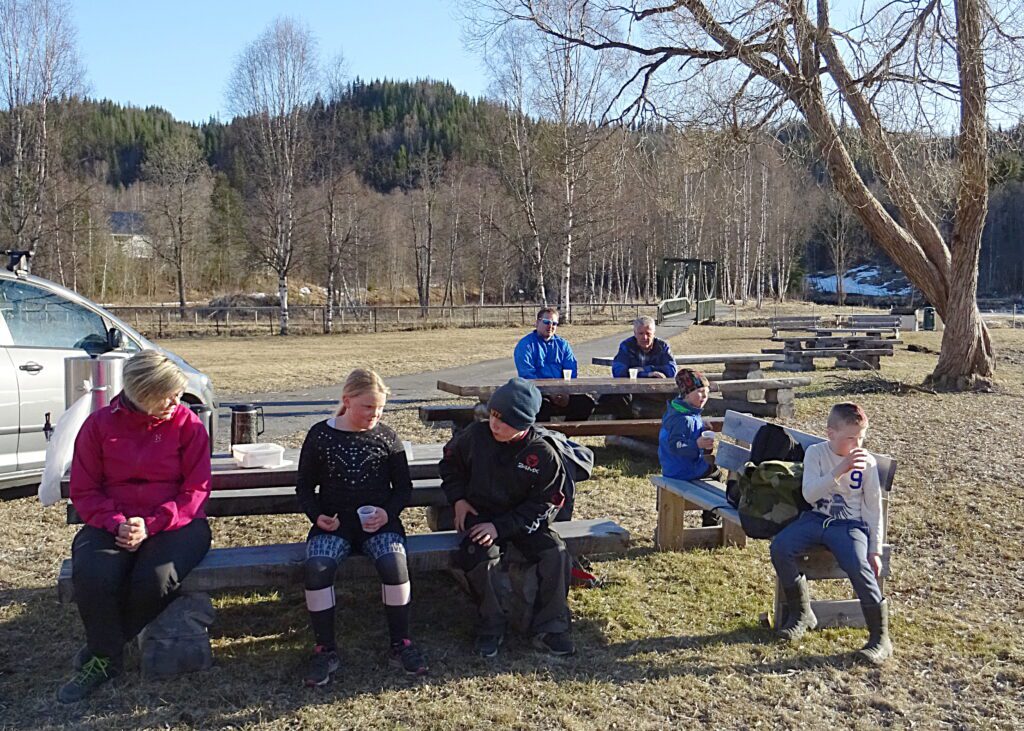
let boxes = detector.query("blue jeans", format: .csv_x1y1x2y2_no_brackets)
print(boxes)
769,511,882,605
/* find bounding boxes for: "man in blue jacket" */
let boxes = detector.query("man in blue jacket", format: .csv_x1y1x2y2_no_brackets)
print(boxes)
513,307,595,421
602,316,678,417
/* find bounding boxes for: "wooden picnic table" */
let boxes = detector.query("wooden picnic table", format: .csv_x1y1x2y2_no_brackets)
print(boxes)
60,442,444,495
437,376,811,418
591,352,786,392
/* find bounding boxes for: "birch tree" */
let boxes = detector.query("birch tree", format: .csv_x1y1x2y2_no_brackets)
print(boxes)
0,0,82,258
227,17,319,335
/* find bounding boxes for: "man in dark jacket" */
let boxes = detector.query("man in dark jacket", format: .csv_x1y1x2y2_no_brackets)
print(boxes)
439,378,575,658
600,316,678,417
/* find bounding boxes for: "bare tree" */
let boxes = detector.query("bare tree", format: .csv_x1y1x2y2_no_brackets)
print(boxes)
487,0,1023,388
227,17,319,335
0,0,82,257
142,133,211,316
819,189,866,307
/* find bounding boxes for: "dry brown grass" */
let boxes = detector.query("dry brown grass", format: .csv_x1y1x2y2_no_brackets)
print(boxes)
161,324,629,395
2,323,1023,729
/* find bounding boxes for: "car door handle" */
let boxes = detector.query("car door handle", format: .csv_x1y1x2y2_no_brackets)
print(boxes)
18,362,43,373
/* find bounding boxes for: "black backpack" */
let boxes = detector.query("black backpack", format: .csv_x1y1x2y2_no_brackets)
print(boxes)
726,423,806,508
533,425,595,522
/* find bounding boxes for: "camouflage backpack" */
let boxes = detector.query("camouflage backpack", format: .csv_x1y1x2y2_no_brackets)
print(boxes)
735,460,808,539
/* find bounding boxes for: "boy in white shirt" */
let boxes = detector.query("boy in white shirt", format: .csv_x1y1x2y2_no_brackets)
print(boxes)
769,402,893,664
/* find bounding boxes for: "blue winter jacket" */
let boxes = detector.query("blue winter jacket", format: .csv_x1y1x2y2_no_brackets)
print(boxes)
611,336,677,378
514,331,579,379
658,398,710,480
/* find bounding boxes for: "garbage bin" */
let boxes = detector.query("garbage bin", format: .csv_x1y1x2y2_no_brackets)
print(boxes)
923,307,936,331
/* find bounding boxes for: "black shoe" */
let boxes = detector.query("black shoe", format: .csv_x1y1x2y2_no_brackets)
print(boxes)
57,654,120,703
389,639,428,676
532,632,575,656
475,633,504,658
303,645,340,687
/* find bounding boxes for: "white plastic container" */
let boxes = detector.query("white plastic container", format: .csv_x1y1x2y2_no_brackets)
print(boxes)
232,443,285,469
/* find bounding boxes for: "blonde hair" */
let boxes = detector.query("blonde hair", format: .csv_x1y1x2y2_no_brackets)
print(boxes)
335,368,390,415
123,350,187,412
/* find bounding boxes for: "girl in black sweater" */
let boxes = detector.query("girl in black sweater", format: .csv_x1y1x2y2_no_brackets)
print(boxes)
295,368,426,685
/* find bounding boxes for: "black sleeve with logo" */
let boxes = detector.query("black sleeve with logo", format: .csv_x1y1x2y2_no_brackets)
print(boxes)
490,438,566,540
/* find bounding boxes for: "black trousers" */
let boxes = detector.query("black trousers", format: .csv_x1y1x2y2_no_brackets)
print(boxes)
538,394,596,422
456,517,571,636
71,519,211,660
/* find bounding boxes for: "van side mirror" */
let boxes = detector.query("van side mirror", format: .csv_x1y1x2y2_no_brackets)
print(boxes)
107,328,124,350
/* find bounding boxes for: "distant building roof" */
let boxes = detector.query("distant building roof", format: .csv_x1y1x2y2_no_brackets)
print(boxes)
109,211,145,235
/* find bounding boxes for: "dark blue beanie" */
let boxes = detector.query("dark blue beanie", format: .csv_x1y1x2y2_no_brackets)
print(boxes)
487,378,542,430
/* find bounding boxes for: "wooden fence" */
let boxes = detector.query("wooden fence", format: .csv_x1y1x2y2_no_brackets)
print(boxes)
106,302,656,338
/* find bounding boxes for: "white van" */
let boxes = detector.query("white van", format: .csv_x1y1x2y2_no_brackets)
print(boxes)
0,268,217,490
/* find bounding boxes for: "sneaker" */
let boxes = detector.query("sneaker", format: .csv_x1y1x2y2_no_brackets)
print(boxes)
303,645,340,687
71,644,90,671
388,639,428,676
532,631,575,656
475,633,504,659
57,654,120,703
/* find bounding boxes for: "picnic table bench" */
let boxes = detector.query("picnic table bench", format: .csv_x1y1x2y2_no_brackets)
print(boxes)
592,353,785,382
769,315,826,336
842,314,901,330
436,376,811,419
650,410,896,629
58,519,630,603
770,334,900,371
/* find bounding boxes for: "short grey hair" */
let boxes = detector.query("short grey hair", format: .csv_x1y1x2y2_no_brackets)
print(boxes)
633,316,656,331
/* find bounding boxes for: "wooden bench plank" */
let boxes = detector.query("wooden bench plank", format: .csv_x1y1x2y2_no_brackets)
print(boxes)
57,518,631,603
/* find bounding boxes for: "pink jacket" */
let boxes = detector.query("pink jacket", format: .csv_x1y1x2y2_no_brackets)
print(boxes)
70,394,211,535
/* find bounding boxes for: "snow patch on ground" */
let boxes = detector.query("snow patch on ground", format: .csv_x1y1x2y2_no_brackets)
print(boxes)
806,265,912,297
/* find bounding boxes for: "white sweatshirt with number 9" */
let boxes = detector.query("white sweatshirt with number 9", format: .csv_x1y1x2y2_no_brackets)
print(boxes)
801,441,883,554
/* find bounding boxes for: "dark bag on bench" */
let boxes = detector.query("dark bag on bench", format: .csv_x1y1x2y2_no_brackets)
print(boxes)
726,423,809,538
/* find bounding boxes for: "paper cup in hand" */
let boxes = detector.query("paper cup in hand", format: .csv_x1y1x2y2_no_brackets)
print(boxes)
357,505,377,529
702,430,716,441
628,368,639,379
562,369,573,380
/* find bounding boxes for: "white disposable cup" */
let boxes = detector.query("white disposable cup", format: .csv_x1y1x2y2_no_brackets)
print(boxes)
357,505,377,528
562,369,573,380
702,430,716,441
628,368,639,379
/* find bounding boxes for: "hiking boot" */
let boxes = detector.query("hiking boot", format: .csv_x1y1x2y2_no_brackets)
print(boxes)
303,645,340,687
57,654,120,703
532,631,575,656
776,576,818,642
857,599,893,665
388,639,428,676
475,633,503,659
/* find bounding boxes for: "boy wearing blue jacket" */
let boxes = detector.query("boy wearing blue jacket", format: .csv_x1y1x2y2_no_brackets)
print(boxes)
658,369,721,482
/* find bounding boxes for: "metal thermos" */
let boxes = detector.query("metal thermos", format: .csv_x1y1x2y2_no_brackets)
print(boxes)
230,404,264,446
189,403,215,454
64,353,131,411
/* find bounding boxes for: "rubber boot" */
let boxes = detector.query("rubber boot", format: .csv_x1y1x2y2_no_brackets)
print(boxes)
775,576,818,642
857,599,893,665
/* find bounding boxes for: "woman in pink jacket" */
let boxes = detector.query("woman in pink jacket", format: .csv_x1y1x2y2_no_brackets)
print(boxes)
59,351,212,703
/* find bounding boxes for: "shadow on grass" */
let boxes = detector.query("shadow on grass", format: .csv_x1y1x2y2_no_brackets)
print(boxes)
0,561,857,729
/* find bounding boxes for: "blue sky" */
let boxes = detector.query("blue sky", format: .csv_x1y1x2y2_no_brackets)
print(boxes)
71,1,488,124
